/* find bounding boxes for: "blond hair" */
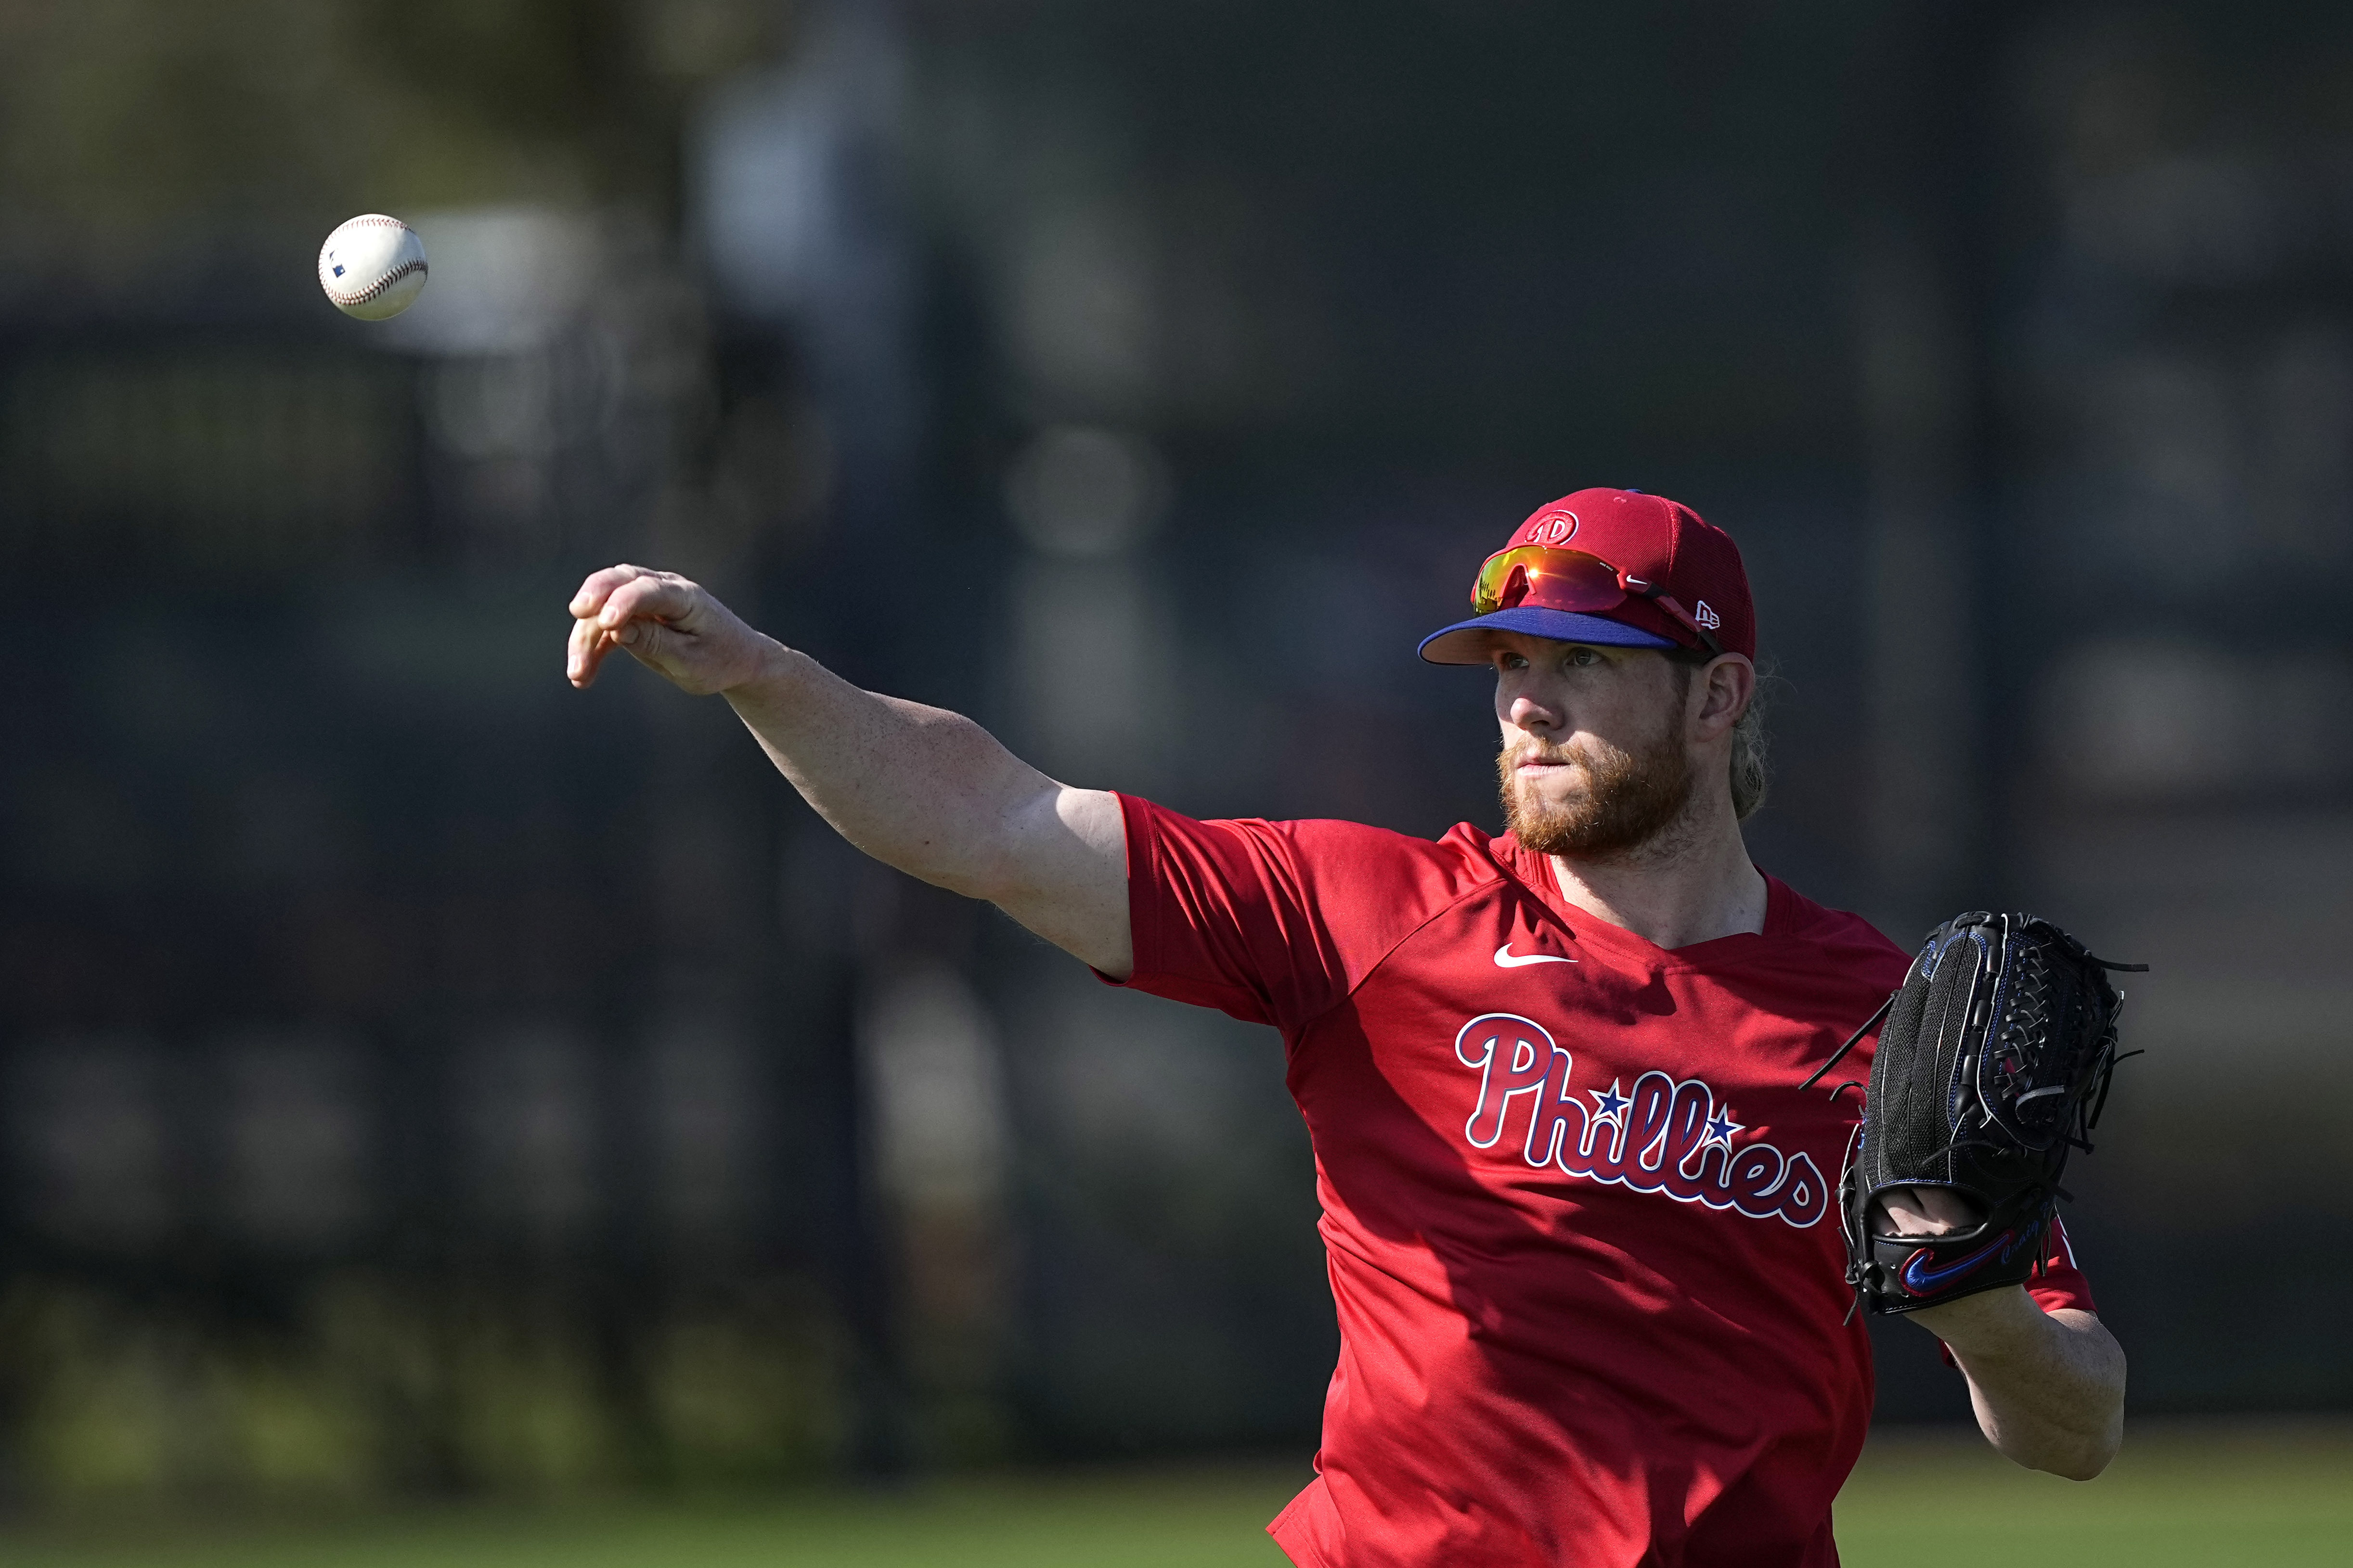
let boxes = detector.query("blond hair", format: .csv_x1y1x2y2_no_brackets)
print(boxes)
1667,650,1772,821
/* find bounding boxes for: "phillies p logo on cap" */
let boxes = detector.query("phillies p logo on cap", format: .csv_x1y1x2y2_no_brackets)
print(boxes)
1527,512,1579,547
1419,488,1758,665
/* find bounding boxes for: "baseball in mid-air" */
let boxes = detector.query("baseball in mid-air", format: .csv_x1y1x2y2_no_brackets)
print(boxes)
318,214,427,321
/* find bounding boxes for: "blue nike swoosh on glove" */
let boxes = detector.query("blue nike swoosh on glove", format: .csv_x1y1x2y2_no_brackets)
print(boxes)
1900,1229,2025,1295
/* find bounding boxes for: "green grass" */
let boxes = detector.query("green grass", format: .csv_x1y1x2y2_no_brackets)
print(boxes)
1836,1421,2353,1568
0,1466,1306,1568
2,1422,2345,1567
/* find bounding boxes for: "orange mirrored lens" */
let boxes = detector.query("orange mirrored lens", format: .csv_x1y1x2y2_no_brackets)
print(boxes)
1470,547,1628,615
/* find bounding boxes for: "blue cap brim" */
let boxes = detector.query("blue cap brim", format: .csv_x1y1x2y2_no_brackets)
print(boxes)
1417,606,1680,665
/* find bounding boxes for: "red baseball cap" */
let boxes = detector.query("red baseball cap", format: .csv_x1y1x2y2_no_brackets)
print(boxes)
1417,488,1756,664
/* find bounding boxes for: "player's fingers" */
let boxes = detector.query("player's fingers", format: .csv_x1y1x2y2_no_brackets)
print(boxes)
596,572,700,631
1878,1186,1973,1237
1876,1188,1932,1236
569,563,649,620
574,615,684,681
621,617,669,666
567,614,610,687
569,618,631,688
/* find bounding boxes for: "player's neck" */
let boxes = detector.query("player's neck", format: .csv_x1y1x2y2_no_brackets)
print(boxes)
1545,794,1766,951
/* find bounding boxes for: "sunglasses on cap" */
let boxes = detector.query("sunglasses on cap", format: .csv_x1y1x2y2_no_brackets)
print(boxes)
1470,545,1725,659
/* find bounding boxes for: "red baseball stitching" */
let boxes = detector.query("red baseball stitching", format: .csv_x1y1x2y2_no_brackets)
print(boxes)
320,218,426,306
327,259,426,305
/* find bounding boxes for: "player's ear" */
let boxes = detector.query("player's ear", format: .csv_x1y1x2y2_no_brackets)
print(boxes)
1697,655,1753,734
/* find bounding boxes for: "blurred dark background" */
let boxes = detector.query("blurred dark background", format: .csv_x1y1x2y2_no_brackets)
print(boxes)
0,0,2347,1507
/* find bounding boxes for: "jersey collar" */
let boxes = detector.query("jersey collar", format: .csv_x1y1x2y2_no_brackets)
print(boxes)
1491,832,1793,971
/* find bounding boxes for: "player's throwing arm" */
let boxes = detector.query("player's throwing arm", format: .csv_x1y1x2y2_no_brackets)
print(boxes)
565,566,1134,976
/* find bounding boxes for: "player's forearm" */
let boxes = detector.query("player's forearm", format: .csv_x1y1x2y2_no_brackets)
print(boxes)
1925,1294,2124,1479
722,638,1060,900
567,566,1132,972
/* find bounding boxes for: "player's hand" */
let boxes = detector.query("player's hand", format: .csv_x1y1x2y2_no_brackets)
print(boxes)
1878,1185,1976,1236
1879,1186,2034,1337
566,565,777,695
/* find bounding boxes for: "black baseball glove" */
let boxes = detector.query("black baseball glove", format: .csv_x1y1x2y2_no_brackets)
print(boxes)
1804,912,2145,1316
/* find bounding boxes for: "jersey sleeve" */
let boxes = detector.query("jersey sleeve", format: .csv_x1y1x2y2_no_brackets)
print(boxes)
1106,793,1486,1033
2028,1217,2098,1316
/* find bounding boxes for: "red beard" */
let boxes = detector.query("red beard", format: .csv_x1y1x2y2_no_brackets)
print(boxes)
1497,721,1694,860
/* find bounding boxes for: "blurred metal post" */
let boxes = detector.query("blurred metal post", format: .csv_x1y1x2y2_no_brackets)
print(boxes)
1856,2,2014,934
1859,230,1975,928
694,0,925,1477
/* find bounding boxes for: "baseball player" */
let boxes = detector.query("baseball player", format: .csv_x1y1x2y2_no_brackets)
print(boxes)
566,488,2125,1566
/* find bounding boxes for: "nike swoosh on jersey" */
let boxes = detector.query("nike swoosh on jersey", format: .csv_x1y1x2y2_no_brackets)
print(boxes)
1493,943,1576,968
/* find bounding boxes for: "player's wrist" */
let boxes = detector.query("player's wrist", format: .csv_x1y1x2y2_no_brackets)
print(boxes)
717,632,800,697
1908,1282,2040,1356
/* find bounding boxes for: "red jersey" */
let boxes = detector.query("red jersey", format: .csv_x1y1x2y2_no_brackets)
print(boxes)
1107,797,2095,1568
